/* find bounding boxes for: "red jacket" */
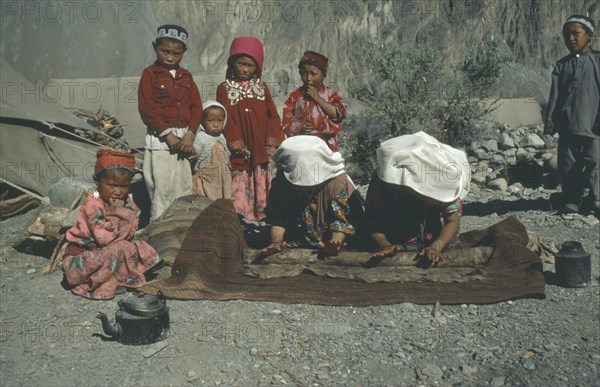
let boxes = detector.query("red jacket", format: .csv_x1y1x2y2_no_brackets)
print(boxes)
138,63,202,134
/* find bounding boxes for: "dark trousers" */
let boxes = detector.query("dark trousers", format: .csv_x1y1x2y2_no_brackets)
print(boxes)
557,134,600,204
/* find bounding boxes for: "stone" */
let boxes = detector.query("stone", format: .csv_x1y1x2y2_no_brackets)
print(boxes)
473,148,493,160
481,139,498,152
467,156,478,163
490,155,506,166
487,178,508,192
490,376,505,386
522,133,546,148
516,148,529,160
26,268,37,275
472,172,487,185
522,359,535,370
498,133,515,149
48,177,95,208
61,207,81,229
502,149,517,157
507,183,524,195
422,365,443,379
459,364,472,376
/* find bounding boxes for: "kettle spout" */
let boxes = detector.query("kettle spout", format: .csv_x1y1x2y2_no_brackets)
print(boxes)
96,312,121,339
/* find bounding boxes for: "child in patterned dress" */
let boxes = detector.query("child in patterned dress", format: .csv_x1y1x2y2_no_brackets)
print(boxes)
63,149,161,300
282,51,347,152
216,36,284,221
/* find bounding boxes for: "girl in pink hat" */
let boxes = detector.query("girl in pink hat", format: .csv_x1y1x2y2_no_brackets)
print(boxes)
217,36,284,222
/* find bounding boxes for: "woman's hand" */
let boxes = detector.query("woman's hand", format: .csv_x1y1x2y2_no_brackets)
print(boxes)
419,242,444,263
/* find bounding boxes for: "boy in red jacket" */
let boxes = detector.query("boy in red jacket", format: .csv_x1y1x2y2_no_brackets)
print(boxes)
138,24,202,220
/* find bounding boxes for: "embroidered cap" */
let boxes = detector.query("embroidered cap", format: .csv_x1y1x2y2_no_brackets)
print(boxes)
376,131,470,203
95,149,136,175
157,24,188,45
299,51,329,75
563,15,595,33
271,136,345,186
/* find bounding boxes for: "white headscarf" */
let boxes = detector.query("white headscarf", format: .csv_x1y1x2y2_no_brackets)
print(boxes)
271,136,345,186
376,131,470,202
192,100,229,170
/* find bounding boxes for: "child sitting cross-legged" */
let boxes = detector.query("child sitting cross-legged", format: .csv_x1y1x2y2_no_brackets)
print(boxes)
62,149,161,300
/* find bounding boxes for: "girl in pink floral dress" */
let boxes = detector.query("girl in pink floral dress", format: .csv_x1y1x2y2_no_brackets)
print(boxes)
217,36,284,222
62,149,160,300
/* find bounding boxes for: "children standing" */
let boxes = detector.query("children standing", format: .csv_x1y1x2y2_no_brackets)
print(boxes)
544,15,599,215
282,51,347,152
63,150,161,300
138,24,202,220
217,36,284,222
191,100,232,201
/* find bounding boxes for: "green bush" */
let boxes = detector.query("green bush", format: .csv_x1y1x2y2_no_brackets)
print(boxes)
343,36,512,179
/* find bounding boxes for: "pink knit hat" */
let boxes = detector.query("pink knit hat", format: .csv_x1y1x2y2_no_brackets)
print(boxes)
228,37,264,76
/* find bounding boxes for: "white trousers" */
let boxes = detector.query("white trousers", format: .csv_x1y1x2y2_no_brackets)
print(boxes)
143,149,193,220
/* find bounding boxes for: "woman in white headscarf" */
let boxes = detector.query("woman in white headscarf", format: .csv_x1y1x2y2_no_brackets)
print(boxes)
259,136,357,257
365,132,470,263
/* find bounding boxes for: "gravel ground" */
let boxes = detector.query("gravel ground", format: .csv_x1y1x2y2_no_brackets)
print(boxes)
1,189,599,386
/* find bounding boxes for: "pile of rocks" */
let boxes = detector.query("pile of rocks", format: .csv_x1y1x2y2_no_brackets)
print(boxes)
467,125,559,196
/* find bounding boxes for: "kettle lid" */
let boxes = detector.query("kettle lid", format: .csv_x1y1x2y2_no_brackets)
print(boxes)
120,292,167,317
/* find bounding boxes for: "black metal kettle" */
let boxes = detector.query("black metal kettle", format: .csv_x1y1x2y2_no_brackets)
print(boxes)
554,241,591,287
96,291,170,345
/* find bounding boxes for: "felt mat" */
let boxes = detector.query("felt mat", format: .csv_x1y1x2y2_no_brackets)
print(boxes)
140,199,545,305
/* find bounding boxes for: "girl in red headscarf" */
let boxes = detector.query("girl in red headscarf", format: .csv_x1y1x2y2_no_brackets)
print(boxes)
62,149,161,300
217,37,284,222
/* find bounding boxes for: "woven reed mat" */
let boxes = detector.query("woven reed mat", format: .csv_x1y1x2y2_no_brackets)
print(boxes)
140,199,545,305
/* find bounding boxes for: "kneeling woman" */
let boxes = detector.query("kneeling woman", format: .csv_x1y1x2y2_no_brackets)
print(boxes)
259,136,357,257
365,131,470,263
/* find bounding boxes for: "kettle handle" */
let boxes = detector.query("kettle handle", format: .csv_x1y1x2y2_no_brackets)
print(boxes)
157,290,166,305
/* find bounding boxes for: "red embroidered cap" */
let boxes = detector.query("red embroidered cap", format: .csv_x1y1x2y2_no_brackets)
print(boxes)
95,149,136,175
298,51,329,75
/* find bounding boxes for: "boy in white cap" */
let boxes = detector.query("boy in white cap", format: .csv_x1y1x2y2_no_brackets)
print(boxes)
259,136,357,257
138,24,202,220
544,15,599,215
364,132,470,263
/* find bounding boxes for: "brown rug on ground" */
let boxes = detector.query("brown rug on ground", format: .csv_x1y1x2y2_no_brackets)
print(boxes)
140,199,545,305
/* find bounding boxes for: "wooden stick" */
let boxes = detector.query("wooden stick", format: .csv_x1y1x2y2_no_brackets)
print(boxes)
44,189,86,274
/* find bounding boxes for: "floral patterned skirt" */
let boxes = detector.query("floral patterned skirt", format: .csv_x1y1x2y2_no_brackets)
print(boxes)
63,240,160,300
231,164,272,222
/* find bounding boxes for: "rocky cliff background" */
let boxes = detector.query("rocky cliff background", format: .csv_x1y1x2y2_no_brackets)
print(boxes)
1,0,597,105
